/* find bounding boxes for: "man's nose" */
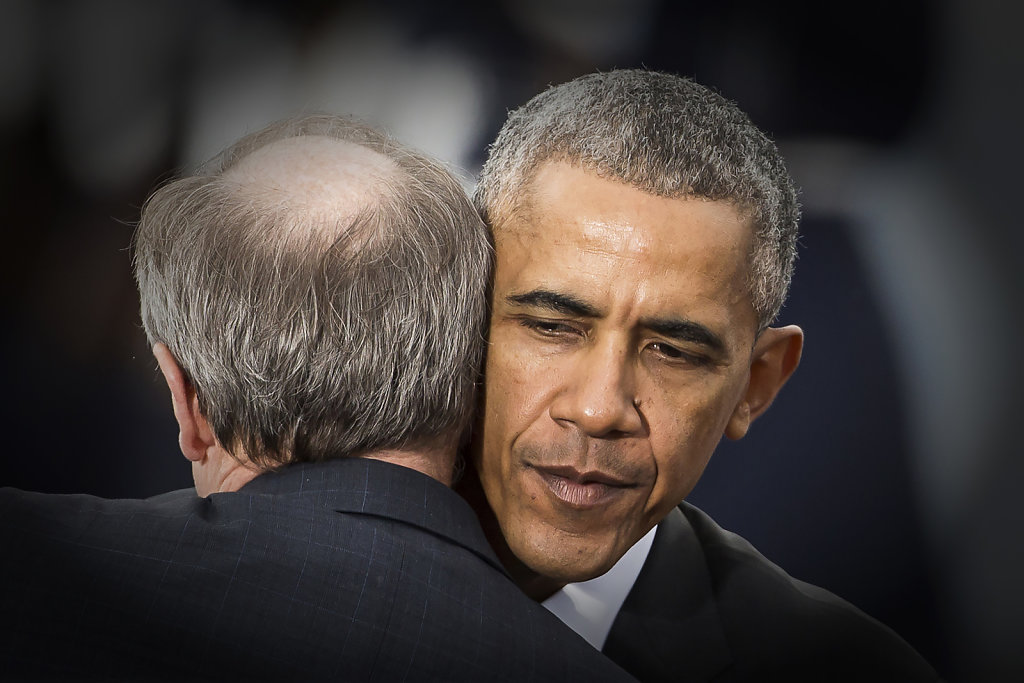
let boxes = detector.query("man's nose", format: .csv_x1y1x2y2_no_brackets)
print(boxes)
549,341,643,438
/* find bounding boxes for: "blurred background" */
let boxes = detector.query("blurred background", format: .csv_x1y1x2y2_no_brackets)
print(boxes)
1,1,1021,680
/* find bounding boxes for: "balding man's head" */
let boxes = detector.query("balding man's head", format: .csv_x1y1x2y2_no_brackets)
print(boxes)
222,136,398,240
134,115,491,469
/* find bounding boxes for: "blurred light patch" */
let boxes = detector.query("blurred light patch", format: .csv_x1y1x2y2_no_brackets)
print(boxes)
501,0,658,65
182,3,487,183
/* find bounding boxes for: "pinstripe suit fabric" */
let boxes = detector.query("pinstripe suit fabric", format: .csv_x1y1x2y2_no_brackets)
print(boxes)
0,458,633,682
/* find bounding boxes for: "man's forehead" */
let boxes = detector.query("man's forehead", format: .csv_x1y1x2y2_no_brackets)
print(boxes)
491,161,759,337
496,161,751,235
495,162,753,256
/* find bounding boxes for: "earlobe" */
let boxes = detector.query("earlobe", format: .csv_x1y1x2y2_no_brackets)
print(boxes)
724,325,804,441
152,343,216,462
725,402,752,441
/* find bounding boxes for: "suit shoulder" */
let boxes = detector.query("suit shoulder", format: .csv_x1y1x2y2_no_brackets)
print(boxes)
678,502,939,681
0,486,201,532
0,487,210,582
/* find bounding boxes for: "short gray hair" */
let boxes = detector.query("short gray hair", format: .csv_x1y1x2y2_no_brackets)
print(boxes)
134,114,491,469
475,69,799,330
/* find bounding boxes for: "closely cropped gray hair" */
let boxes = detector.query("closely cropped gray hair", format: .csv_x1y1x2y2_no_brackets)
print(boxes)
475,69,799,330
134,114,491,469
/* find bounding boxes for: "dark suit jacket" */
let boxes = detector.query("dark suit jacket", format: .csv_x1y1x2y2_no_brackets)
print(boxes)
603,504,939,682
0,458,633,682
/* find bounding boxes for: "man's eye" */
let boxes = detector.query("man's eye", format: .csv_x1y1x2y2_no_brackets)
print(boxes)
650,342,682,358
650,342,707,366
520,319,576,336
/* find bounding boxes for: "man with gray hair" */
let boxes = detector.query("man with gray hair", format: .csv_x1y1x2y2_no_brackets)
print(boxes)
0,114,633,682
461,70,937,681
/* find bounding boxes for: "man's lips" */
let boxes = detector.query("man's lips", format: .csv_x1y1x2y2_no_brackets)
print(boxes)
529,465,635,509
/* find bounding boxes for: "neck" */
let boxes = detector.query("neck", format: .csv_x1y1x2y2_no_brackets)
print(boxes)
363,442,457,486
198,439,457,497
456,463,566,601
193,446,262,497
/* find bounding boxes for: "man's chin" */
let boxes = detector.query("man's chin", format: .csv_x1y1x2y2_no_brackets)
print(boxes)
515,537,622,586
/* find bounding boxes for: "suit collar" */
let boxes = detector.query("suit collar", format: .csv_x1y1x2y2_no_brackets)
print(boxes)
603,505,733,682
237,458,506,575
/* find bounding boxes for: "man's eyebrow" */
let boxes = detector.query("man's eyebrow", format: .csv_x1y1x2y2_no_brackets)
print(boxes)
505,290,600,318
644,317,727,354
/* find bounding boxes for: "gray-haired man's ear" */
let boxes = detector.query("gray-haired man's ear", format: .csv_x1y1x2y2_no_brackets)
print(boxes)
724,325,804,441
152,343,217,464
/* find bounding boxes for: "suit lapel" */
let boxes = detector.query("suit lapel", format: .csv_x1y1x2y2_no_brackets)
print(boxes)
603,506,733,682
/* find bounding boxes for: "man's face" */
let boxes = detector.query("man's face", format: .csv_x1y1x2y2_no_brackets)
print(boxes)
474,161,766,584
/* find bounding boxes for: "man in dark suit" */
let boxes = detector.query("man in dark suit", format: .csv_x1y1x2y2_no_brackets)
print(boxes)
0,114,634,682
461,70,939,681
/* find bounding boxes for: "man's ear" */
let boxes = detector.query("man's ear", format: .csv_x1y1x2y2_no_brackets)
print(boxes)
152,343,216,463
725,325,804,441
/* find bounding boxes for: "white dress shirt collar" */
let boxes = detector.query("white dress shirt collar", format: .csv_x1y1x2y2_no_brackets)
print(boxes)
540,524,658,650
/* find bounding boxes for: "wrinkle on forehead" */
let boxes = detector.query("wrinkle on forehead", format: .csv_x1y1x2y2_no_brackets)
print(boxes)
502,165,754,276
575,218,655,261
